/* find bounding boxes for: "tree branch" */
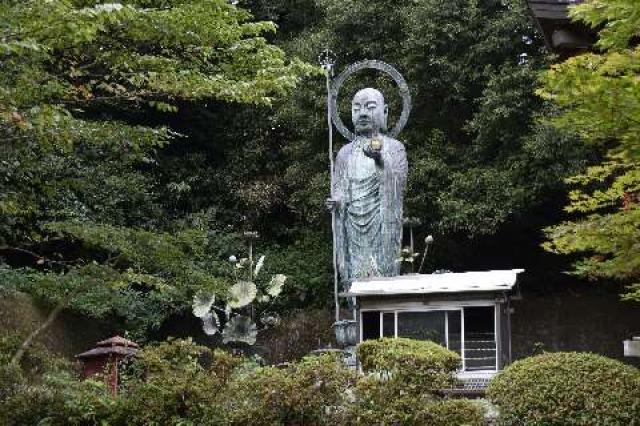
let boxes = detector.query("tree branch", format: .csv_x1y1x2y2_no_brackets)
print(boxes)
10,298,67,365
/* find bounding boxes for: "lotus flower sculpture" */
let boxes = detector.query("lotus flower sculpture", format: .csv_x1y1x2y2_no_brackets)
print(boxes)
190,233,287,345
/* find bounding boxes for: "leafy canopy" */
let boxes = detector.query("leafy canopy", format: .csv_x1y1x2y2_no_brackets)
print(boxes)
0,0,314,146
540,0,640,301
0,0,313,339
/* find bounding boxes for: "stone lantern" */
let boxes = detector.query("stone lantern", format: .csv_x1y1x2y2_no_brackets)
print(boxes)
76,335,139,395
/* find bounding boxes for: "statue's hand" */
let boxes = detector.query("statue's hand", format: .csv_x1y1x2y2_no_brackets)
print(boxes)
363,143,382,164
325,197,341,212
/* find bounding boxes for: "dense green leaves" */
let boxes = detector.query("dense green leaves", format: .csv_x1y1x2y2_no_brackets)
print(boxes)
571,0,640,51
233,0,586,238
350,338,482,426
540,0,640,301
488,352,640,425
357,337,460,393
0,337,487,425
0,0,312,343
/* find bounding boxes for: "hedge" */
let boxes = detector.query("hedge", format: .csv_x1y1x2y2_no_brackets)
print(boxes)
357,337,461,392
487,351,640,425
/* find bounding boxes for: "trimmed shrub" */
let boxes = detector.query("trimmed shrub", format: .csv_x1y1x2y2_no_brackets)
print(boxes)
115,338,242,425
0,369,117,426
1,336,483,425
350,338,482,425
488,352,640,425
419,400,486,426
357,337,460,393
346,373,484,426
0,363,24,403
1,338,241,426
225,353,356,425
0,335,115,426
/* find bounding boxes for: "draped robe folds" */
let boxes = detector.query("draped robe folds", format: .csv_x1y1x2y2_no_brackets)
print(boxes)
332,135,408,288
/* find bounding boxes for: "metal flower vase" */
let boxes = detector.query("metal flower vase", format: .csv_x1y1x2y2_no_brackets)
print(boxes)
334,319,357,347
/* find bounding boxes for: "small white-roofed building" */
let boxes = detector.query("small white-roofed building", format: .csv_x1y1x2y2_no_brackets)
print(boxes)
341,269,524,390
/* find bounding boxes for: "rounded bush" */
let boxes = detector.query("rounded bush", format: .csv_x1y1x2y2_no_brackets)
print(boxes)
357,338,460,392
348,375,484,426
487,352,640,425
225,353,355,425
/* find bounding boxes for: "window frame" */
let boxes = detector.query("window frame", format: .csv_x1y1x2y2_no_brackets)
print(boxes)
359,303,498,372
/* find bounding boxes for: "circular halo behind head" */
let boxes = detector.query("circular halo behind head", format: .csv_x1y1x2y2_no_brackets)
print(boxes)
330,60,411,141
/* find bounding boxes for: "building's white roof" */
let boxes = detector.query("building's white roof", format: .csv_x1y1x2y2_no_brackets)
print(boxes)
345,269,524,296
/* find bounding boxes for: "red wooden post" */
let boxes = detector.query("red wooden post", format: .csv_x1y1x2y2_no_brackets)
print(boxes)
76,335,139,395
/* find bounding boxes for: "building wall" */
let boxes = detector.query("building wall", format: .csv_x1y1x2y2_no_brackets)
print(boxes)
511,292,640,367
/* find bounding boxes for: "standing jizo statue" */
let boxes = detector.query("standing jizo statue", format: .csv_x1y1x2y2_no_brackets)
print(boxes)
327,88,408,286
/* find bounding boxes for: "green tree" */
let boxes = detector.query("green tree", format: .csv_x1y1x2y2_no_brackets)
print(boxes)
276,0,579,236
146,0,588,305
540,0,640,301
0,0,313,359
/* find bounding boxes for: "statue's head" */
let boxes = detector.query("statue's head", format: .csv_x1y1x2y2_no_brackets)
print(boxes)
351,88,388,136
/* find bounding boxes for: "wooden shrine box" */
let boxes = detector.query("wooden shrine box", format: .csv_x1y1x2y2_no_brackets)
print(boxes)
343,269,524,392
76,335,139,395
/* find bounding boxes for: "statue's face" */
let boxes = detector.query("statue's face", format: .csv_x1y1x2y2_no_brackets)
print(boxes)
351,88,388,135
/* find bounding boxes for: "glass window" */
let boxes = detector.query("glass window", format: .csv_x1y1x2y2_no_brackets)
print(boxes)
362,311,380,340
359,306,498,372
397,311,446,346
382,312,395,337
447,310,462,355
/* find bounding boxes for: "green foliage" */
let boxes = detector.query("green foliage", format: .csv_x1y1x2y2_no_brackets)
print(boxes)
538,48,640,155
258,309,336,364
350,338,480,426
570,0,640,52
223,338,481,425
1,222,232,338
487,352,640,425
0,363,24,404
263,0,585,238
419,400,485,426
259,231,332,308
0,372,117,426
0,0,313,345
543,155,640,301
0,337,244,426
0,338,117,426
0,333,70,379
346,388,483,426
0,336,485,425
225,353,355,425
540,0,640,300
116,338,241,425
0,138,160,246
47,221,229,293
357,337,460,393
0,0,315,147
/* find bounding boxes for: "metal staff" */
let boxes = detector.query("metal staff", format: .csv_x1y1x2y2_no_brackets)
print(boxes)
319,49,340,323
